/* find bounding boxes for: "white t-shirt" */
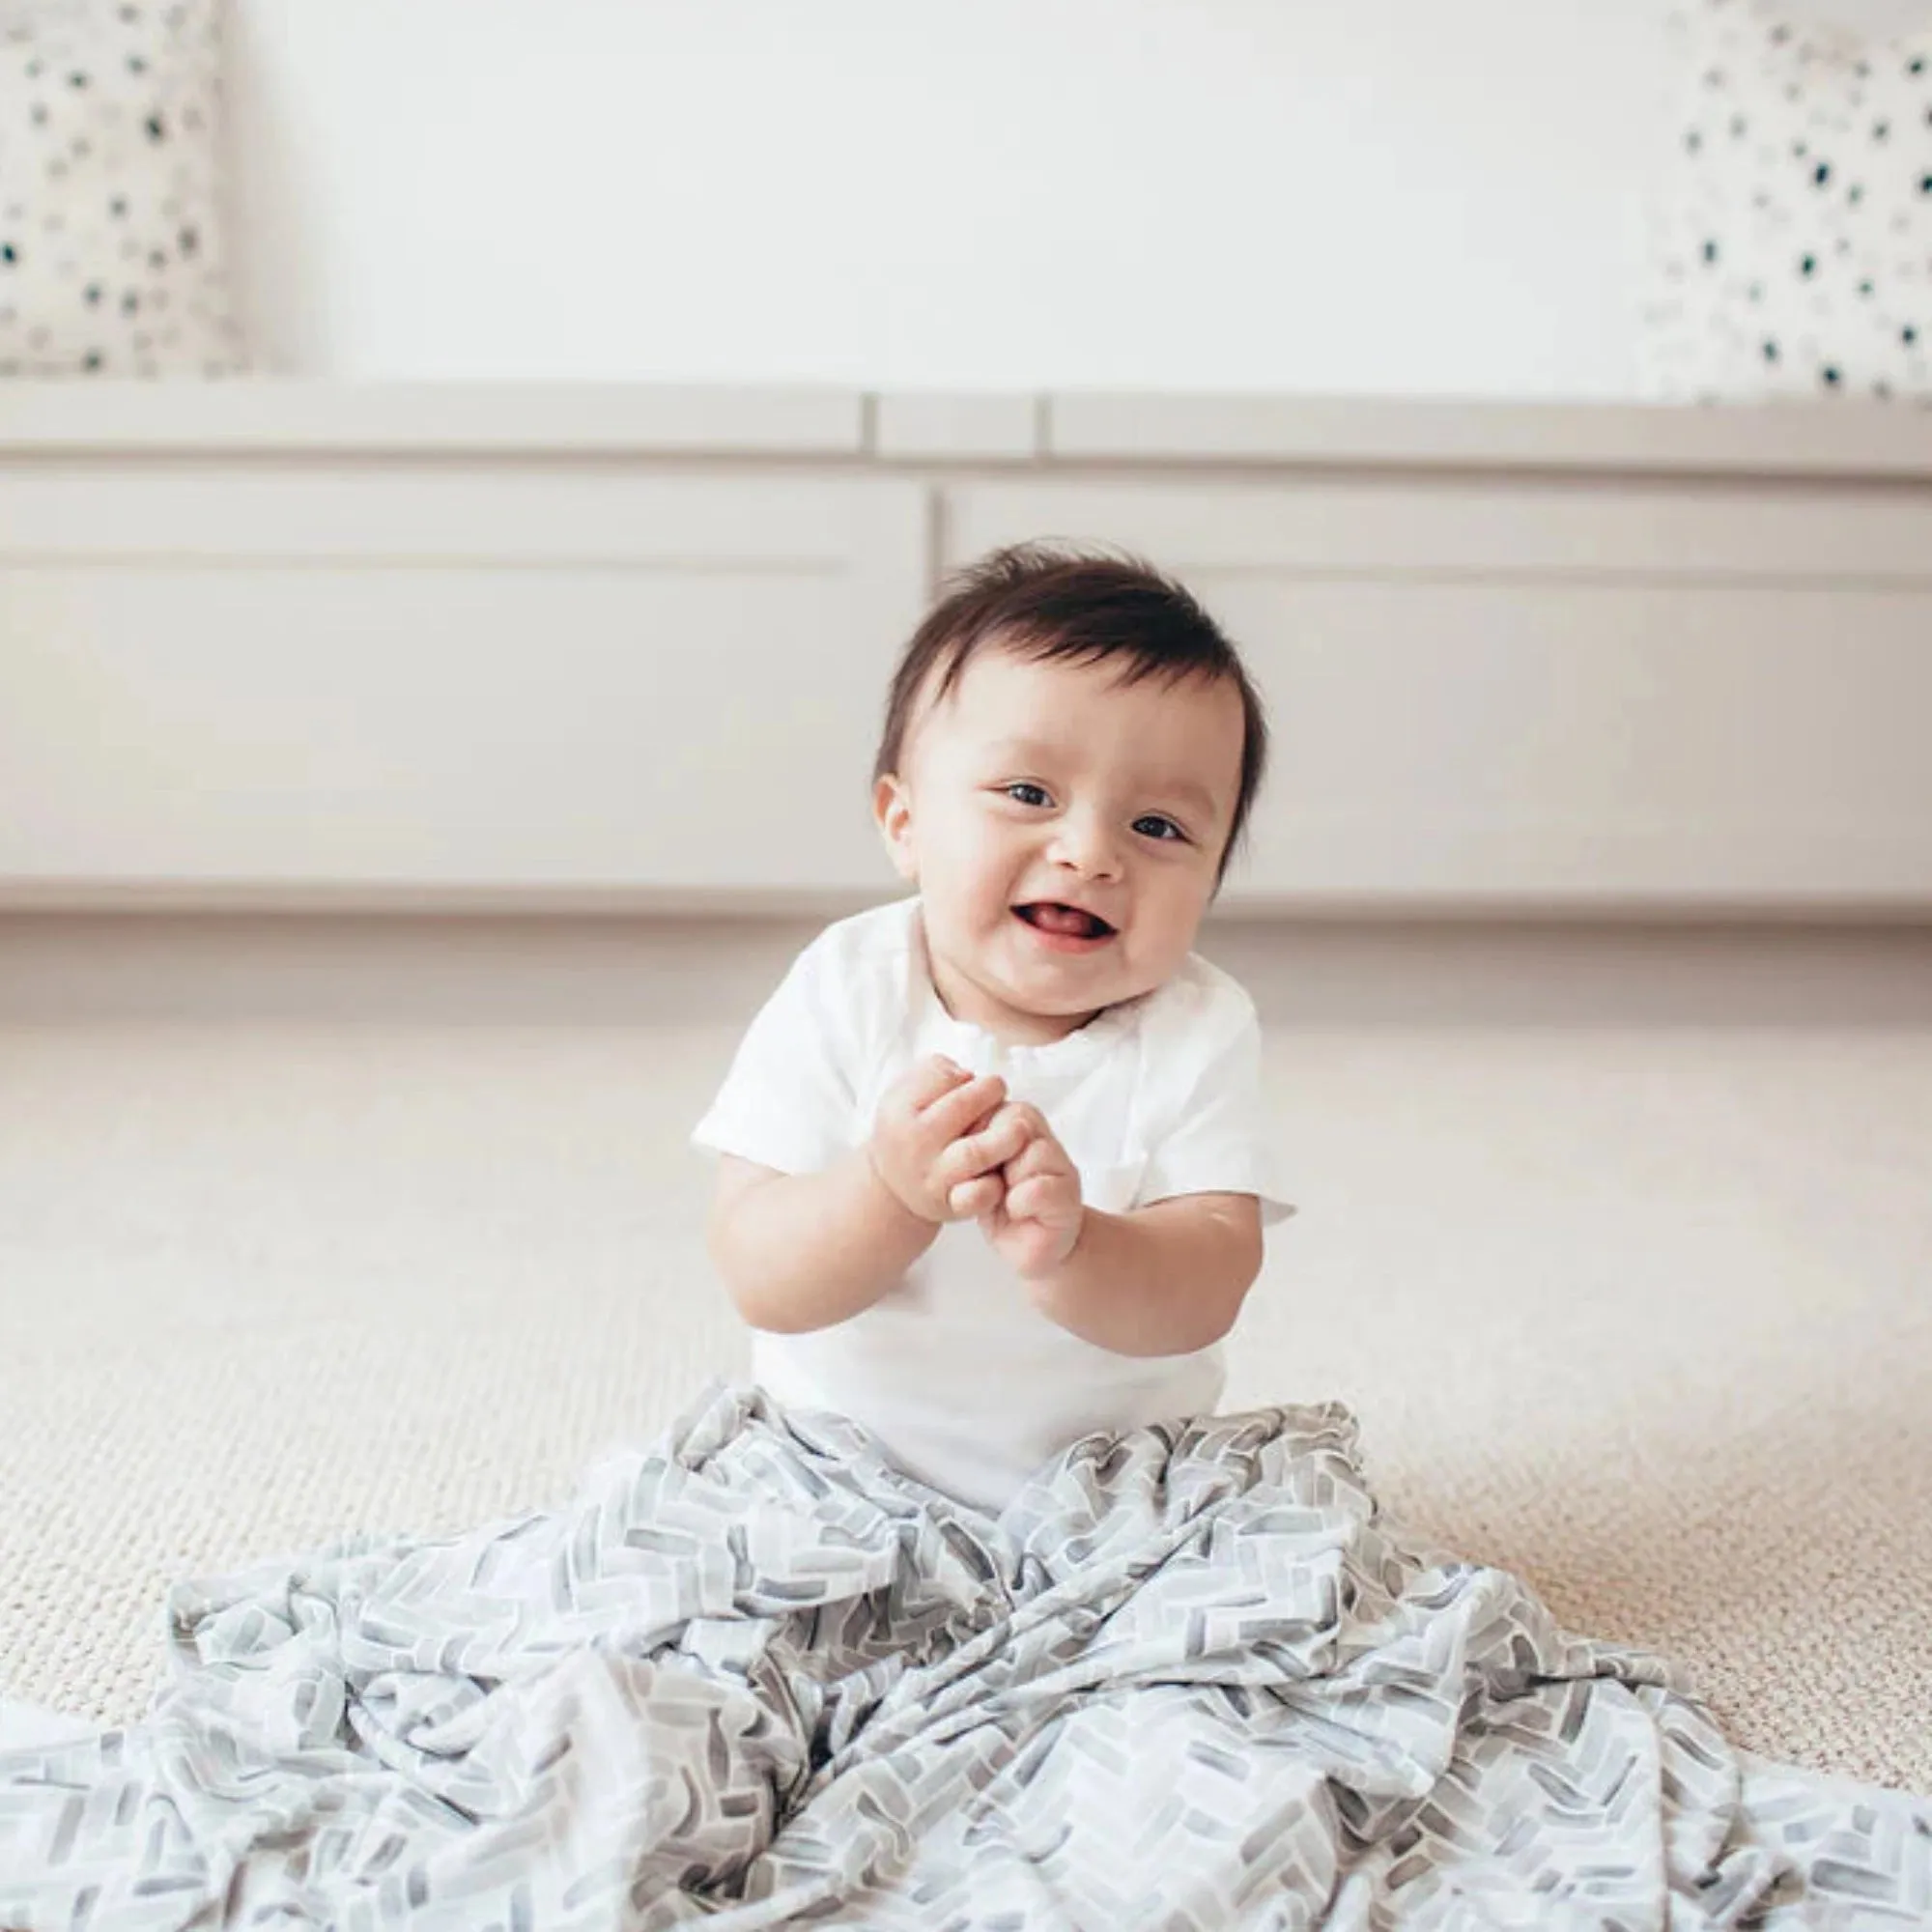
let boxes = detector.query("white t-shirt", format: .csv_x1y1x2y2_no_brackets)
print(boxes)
691,895,1293,1512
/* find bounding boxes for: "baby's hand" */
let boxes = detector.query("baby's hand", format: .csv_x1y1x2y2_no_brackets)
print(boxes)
867,1056,1030,1226
975,1105,1084,1279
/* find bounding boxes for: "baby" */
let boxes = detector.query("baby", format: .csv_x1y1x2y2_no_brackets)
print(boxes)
692,541,1293,1512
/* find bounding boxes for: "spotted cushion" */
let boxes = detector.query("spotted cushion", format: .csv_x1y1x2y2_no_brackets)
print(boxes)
1638,0,1932,404
0,0,244,377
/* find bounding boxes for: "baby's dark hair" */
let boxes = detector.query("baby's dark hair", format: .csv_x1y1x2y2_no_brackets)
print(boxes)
873,541,1269,886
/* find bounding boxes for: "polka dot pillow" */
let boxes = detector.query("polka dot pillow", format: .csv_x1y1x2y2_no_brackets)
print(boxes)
1638,0,1932,404
1,0,244,377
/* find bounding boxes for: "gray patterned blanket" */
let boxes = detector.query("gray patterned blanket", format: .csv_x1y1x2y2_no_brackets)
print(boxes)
2,1383,1927,1929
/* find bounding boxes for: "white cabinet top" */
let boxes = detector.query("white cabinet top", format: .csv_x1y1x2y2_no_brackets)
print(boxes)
3,382,1929,481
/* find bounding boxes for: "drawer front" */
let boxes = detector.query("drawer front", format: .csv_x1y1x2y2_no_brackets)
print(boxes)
0,468,926,903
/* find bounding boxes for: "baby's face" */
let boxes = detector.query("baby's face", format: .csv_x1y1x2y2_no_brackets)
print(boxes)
874,644,1246,1044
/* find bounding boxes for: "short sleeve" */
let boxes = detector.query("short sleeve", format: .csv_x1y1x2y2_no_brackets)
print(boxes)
1138,983,1295,1226
690,935,860,1176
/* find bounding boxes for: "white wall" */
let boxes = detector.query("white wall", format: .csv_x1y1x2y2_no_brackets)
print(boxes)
214,0,1932,397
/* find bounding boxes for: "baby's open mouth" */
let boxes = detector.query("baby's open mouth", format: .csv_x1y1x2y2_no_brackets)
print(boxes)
1014,903,1116,939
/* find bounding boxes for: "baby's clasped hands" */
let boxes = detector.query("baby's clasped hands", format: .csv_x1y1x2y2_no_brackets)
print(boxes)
866,1055,1086,1276
866,1055,1020,1224
971,1094,1085,1278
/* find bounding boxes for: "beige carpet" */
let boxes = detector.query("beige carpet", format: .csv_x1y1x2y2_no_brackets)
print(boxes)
1,919,1928,1797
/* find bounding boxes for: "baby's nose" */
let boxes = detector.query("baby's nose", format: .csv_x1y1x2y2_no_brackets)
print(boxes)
1052,815,1122,876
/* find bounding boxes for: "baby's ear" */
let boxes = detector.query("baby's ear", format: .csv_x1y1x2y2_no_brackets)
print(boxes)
872,773,918,881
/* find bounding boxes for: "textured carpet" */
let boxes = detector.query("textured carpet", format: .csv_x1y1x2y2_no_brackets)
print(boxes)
1,962,1927,1796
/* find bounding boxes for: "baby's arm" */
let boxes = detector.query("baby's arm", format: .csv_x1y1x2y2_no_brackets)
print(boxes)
1027,1193,1264,1357
707,1149,935,1334
1013,980,1279,1355
707,1059,1026,1334
972,1102,1265,1356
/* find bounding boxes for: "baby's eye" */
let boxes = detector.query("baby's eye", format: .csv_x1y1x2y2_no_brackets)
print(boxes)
1003,782,1051,808
1134,815,1186,842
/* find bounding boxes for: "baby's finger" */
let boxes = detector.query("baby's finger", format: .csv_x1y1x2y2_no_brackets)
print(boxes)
923,1071,1007,1138
1000,1132,1062,1186
947,1103,1034,1180
949,1174,1002,1218
904,1055,975,1113
1006,1175,1061,1221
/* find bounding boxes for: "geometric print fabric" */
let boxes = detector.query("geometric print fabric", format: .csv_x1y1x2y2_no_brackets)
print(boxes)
0,1382,1926,1927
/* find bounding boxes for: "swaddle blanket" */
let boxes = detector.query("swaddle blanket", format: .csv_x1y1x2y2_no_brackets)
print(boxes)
1,1382,1926,1928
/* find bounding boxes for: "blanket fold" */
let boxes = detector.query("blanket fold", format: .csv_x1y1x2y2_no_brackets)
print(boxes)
1,1382,1925,1929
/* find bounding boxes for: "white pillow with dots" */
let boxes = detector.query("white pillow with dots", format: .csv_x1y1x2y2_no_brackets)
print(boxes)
1638,0,1931,403
0,0,245,378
